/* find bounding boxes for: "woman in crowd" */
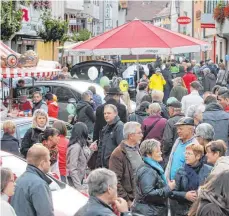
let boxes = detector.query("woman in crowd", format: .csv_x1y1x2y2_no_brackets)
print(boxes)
211,85,221,96
170,143,212,216
169,77,188,102
53,120,69,183
205,140,229,175
41,128,60,176
189,170,229,216
128,101,150,125
1,120,20,155
216,63,227,86
141,103,167,142
20,109,49,158
1,168,16,216
88,85,102,109
132,139,175,216
67,122,97,191
121,91,132,115
149,68,166,92
182,64,197,93
136,82,148,109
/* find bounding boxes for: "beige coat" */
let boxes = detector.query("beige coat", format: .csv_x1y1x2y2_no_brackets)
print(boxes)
211,156,229,175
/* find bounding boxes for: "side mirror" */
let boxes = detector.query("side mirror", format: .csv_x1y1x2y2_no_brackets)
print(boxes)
68,98,76,104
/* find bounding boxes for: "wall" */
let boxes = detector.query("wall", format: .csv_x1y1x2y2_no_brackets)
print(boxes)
170,0,179,32
36,41,59,61
51,1,65,19
65,0,84,11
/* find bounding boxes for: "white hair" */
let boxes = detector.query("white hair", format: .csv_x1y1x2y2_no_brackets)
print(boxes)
149,103,161,115
123,122,141,140
151,90,164,102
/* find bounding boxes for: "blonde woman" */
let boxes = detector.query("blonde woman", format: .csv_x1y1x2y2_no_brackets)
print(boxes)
20,109,49,158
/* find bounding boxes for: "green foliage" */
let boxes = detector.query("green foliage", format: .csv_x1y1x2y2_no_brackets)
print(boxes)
72,29,91,42
37,12,69,43
1,0,23,41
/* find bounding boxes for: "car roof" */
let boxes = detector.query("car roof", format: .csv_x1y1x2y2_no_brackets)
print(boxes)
35,80,105,96
0,150,13,157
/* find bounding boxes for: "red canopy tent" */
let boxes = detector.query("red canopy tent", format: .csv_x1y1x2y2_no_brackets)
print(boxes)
70,19,211,56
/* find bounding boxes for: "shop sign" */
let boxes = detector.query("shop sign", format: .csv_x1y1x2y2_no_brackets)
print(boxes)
177,16,191,25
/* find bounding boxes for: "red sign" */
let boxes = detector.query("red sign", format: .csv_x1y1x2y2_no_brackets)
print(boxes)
21,8,29,22
177,16,191,25
201,23,215,28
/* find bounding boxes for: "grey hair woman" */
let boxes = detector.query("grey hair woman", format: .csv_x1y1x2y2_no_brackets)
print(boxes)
1,167,17,216
20,109,49,158
186,105,204,126
132,139,175,216
195,123,215,149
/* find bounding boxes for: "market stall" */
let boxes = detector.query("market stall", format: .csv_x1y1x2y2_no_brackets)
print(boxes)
0,41,61,117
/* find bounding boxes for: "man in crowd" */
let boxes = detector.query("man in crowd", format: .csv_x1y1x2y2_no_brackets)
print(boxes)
45,93,59,118
16,79,25,88
32,91,48,115
109,122,143,206
96,104,124,168
93,87,127,142
162,62,173,104
203,95,229,148
165,117,199,180
151,90,169,119
181,81,203,115
11,144,54,216
162,98,184,166
75,168,132,216
77,90,95,137
186,104,204,126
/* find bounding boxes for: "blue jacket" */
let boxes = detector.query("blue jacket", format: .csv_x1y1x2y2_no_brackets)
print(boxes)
11,165,54,216
170,163,212,216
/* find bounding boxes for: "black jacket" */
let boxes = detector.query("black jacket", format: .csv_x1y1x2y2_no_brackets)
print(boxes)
11,165,54,216
170,164,212,216
128,111,149,125
77,100,95,134
32,100,47,115
132,162,171,216
162,113,184,165
20,128,44,158
75,196,132,216
152,101,169,119
1,133,20,155
93,98,127,141
96,116,124,168
162,68,173,103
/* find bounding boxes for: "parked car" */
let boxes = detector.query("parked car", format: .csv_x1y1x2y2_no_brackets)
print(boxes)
15,80,105,121
0,117,72,146
71,60,118,80
0,150,88,216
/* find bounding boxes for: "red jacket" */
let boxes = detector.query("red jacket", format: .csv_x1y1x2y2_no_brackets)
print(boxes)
182,72,197,93
47,100,59,118
58,135,69,176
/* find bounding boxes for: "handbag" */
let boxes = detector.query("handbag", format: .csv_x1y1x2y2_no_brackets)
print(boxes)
143,118,161,140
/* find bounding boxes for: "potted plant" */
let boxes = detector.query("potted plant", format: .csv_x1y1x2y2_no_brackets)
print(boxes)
224,4,229,18
213,3,225,24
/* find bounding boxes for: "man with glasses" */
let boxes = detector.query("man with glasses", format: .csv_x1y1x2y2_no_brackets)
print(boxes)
109,122,143,207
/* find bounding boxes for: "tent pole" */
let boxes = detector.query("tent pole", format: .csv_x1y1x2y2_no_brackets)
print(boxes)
137,54,139,81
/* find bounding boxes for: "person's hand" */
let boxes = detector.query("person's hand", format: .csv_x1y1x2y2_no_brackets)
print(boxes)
185,191,197,202
89,140,98,151
114,197,129,213
168,180,176,190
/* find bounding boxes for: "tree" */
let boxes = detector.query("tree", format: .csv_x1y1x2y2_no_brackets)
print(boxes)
1,0,23,41
37,11,68,60
72,29,91,42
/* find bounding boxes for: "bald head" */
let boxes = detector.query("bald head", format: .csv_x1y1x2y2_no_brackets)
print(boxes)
26,144,50,173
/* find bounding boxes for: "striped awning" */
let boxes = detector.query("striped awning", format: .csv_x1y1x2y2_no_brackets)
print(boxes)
0,67,61,79
0,41,20,57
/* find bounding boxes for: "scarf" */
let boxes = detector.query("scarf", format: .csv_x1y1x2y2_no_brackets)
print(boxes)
184,159,203,191
143,156,167,184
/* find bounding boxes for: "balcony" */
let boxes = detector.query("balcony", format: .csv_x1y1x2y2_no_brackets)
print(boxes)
83,1,100,20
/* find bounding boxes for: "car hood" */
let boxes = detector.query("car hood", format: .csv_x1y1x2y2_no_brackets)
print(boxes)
52,184,88,216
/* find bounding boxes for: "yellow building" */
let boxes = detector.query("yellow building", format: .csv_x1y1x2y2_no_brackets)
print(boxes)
36,41,59,61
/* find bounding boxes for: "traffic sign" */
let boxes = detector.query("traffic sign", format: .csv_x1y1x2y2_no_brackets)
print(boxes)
177,16,191,25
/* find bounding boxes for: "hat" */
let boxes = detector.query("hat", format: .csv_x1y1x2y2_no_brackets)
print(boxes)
167,99,182,108
106,87,123,95
175,117,194,126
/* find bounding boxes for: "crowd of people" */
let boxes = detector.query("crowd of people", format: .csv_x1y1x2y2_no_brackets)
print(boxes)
1,58,229,216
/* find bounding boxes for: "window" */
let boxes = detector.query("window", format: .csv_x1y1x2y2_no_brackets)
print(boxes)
18,124,31,139
52,86,76,103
